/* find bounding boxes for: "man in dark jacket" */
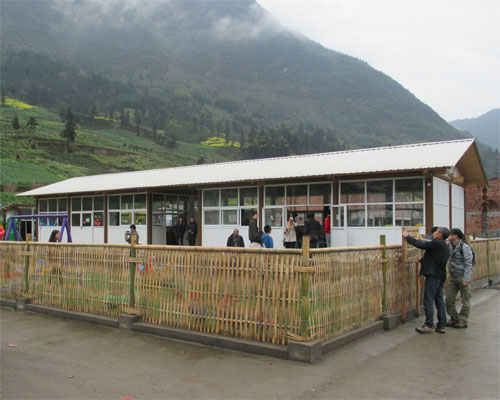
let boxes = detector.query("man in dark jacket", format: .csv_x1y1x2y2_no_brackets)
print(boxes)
248,211,262,247
403,227,450,334
187,216,198,246
304,213,322,248
227,229,245,247
174,216,186,246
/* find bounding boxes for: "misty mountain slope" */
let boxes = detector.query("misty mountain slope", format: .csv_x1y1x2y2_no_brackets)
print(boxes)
0,0,465,148
450,109,499,151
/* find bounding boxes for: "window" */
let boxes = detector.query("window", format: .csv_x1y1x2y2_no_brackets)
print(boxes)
109,212,120,226
93,197,104,211
72,197,81,212
309,184,331,204
204,210,219,225
71,214,80,227
221,189,238,207
93,212,103,226
134,194,146,210
367,205,393,227
222,209,238,225
134,212,146,225
367,180,393,203
82,213,92,227
265,186,284,206
347,205,365,227
240,187,258,206
396,179,423,202
341,182,365,204
109,196,120,210
203,190,219,207
240,209,257,226
121,195,133,209
264,208,283,227
72,195,107,228
39,199,48,213
39,197,68,227
58,198,68,212
395,204,424,226
287,185,307,205
121,212,132,225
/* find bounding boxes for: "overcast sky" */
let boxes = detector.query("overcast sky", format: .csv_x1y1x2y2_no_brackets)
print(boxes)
258,0,499,121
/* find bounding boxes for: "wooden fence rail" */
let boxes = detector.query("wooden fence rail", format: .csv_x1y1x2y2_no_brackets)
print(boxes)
1,237,499,345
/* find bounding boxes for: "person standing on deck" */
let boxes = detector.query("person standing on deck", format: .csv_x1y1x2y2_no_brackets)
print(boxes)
187,216,198,246
248,211,263,248
175,216,186,246
125,224,139,244
324,214,331,247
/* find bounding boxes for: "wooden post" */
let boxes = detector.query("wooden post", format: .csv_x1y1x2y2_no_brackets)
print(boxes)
24,234,31,294
380,235,388,314
401,229,407,323
129,235,137,307
486,232,491,287
300,235,311,338
415,251,420,317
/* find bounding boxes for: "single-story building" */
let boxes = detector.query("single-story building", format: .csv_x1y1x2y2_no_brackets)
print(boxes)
18,139,487,247
0,203,36,240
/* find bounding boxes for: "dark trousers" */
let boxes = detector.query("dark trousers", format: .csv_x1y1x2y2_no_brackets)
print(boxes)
423,276,446,329
188,234,197,246
284,242,297,249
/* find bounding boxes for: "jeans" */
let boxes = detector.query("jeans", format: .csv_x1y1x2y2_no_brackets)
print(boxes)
325,233,331,248
445,275,471,323
423,276,446,329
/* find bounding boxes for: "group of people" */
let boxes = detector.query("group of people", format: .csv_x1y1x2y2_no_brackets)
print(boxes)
403,226,474,334
226,212,275,248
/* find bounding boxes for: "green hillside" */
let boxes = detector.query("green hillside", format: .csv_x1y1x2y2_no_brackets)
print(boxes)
0,100,234,205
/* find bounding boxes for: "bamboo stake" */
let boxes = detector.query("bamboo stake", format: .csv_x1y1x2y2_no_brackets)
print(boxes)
24,234,32,294
300,236,311,338
129,235,137,308
380,235,387,314
401,229,407,323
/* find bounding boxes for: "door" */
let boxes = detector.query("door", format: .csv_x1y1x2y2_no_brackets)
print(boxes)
331,205,347,247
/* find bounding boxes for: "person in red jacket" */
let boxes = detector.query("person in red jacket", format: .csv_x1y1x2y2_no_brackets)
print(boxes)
324,214,331,247
0,226,5,240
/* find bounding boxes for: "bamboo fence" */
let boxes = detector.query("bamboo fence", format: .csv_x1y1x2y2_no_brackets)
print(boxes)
309,247,383,341
0,237,498,346
0,242,26,298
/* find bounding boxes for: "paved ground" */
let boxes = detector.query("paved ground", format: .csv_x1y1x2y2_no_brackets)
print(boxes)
1,288,499,400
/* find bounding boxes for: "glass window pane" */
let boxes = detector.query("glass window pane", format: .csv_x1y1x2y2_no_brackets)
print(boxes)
347,205,365,227
222,209,238,225
58,198,68,212
134,212,146,225
395,204,424,226
109,196,120,210
39,199,48,213
204,210,219,225
109,212,120,226
71,213,80,227
165,195,177,210
48,217,57,226
93,212,103,227
332,207,344,228
49,199,57,212
265,208,283,227
121,212,132,225
309,184,331,204
203,190,219,207
341,182,365,204
82,197,93,211
367,204,393,227
153,194,164,211
287,185,307,205
121,195,133,210
71,197,81,212
265,186,284,206
93,197,104,211
134,194,146,210
40,218,48,226
395,179,423,202
178,196,188,211
240,209,257,226
221,189,238,207
367,180,393,203
240,187,258,206
82,213,92,227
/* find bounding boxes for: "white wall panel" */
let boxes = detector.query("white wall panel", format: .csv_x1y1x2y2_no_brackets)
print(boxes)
451,184,465,231
433,177,450,228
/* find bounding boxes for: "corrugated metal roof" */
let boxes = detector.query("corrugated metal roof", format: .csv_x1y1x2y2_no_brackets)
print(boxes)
18,139,476,197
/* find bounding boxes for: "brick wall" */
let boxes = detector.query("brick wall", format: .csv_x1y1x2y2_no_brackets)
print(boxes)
466,177,500,237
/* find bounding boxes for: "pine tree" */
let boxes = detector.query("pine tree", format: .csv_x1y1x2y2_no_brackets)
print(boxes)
26,116,38,131
12,115,20,131
61,107,77,144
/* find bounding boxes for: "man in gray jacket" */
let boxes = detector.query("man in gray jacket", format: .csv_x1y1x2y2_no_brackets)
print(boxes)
446,228,473,329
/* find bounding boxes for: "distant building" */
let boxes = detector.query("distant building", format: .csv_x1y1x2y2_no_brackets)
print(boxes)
18,139,487,247
466,177,500,238
0,203,36,240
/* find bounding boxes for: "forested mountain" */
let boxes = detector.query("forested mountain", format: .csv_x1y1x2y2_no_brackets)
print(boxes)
450,109,500,151
1,0,497,189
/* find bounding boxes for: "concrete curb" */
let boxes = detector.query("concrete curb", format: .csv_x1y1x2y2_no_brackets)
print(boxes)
24,304,119,328
131,321,289,360
381,307,422,331
0,298,16,309
322,321,384,354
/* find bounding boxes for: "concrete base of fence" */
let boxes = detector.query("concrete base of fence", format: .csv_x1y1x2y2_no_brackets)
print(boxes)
322,321,384,354
119,314,141,330
381,307,422,331
471,274,500,291
24,304,119,328
0,298,16,309
288,340,322,363
131,321,289,360
15,298,32,310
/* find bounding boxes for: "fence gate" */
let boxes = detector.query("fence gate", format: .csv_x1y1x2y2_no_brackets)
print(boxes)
401,227,422,322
